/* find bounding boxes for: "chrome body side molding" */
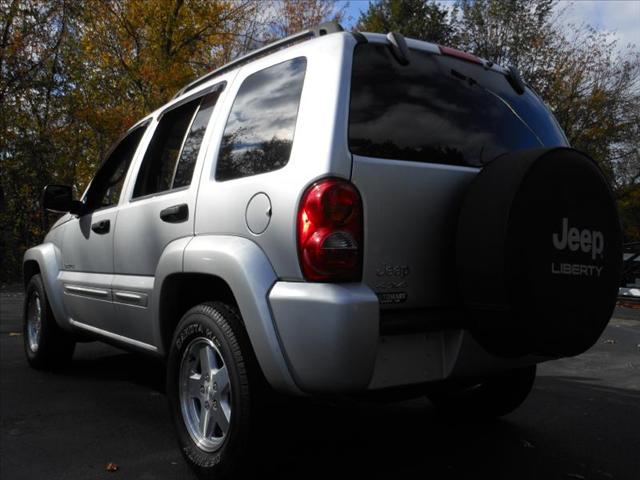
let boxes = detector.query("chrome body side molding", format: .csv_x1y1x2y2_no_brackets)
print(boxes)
69,318,158,352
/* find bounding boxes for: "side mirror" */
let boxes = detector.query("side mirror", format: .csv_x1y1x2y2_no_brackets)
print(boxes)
40,185,83,215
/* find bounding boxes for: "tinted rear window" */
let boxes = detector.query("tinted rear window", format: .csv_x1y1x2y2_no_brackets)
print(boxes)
349,43,567,167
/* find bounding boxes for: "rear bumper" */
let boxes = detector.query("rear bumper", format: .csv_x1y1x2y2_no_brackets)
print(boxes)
268,282,544,395
269,282,379,393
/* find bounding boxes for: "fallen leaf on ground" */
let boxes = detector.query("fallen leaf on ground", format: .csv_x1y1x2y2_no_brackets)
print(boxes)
106,463,119,472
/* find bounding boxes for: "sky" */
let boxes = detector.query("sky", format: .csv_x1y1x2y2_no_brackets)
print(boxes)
338,0,640,49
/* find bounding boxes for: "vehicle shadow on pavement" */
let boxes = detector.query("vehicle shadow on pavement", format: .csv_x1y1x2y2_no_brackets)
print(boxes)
249,376,639,480
39,347,639,480
250,400,542,479
56,347,167,393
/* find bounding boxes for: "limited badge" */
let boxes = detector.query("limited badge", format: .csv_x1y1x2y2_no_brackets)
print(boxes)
377,292,408,305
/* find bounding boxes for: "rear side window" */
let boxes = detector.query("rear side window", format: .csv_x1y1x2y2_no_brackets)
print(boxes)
172,92,221,189
133,87,222,198
215,57,306,181
349,44,567,167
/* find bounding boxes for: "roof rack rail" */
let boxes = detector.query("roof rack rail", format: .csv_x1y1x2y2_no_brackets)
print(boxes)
173,21,344,99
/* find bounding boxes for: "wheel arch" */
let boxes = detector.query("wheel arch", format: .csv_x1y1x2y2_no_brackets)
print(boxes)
158,272,237,354
22,244,69,330
154,235,302,395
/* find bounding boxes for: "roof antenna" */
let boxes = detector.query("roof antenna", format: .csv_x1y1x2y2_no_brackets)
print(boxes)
387,32,410,66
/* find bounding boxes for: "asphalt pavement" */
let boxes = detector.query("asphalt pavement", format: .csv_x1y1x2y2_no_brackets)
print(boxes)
1,288,639,480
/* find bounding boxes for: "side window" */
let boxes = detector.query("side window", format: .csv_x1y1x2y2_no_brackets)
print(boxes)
172,92,220,189
85,124,147,210
133,87,222,198
215,57,306,181
133,100,199,198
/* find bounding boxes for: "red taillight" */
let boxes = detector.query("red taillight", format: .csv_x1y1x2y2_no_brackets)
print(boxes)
297,178,363,282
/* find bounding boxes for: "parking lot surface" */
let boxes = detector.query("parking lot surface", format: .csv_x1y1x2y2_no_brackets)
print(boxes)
1,288,639,479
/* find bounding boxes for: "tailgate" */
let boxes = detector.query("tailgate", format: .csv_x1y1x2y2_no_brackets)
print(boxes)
348,40,568,309
352,156,476,308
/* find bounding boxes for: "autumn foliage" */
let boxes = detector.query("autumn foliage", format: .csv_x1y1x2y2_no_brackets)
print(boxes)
0,0,342,282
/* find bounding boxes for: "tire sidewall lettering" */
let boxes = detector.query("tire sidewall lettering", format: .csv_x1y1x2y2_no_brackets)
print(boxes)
175,322,221,352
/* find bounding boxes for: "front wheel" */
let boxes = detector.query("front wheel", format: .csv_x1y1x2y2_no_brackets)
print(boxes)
427,365,536,419
167,302,260,479
23,274,75,369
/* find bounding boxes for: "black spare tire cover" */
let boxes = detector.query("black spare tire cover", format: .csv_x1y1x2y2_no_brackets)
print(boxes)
456,147,622,358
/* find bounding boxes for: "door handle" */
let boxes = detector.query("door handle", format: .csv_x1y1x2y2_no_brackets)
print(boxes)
91,219,110,234
160,204,189,223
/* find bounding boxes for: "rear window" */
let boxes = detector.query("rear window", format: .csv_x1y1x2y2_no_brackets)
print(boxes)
349,43,567,167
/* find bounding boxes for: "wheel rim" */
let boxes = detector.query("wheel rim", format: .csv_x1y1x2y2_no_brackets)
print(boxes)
26,292,42,353
179,337,232,452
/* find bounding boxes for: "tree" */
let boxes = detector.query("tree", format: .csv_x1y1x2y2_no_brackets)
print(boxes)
1,0,78,282
0,0,259,282
454,0,555,74
70,1,259,158
453,0,640,241
265,0,346,40
356,0,457,45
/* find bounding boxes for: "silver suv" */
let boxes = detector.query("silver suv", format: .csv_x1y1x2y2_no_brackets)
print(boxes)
22,23,622,478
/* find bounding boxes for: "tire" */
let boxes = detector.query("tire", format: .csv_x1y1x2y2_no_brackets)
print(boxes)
457,148,621,358
23,274,75,369
427,365,536,419
167,302,261,479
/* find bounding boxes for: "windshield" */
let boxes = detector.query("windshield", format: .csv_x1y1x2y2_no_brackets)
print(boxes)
349,43,568,167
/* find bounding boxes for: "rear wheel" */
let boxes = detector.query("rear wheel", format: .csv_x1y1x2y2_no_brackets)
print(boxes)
427,365,536,419
167,302,260,479
23,274,75,369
